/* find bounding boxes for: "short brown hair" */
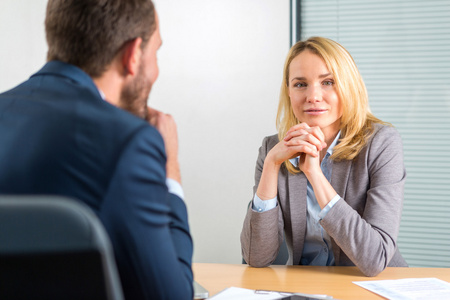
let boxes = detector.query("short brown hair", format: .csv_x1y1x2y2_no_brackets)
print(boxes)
45,0,156,77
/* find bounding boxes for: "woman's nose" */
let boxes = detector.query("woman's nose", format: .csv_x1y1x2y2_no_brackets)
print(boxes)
306,85,322,103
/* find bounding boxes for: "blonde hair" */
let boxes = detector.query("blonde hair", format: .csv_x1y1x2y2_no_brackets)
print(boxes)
276,37,387,174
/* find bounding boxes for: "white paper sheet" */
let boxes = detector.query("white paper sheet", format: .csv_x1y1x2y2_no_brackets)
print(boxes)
208,286,333,300
207,287,285,300
353,277,450,300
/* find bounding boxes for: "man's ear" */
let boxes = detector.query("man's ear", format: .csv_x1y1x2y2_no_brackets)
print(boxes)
122,37,143,76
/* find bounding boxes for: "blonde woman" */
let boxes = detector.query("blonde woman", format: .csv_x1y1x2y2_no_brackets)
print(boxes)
241,36,407,276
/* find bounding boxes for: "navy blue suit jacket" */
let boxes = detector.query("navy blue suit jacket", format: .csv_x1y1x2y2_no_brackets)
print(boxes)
0,61,193,300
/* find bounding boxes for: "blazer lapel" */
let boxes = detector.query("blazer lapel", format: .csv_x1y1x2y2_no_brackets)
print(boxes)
329,159,352,265
287,170,308,265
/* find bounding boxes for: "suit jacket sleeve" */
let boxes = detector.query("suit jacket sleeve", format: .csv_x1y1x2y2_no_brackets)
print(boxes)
320,125,406,276
240,135,285,267
100,125,193,300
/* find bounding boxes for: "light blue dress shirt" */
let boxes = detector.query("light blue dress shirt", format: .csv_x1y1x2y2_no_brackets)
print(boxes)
253,132,341,266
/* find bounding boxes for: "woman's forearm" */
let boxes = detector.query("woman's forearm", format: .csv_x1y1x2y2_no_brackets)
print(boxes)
256,155,281,200
306,170,338,209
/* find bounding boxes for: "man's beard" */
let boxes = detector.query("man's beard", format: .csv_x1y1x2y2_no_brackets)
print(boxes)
119,62,152,120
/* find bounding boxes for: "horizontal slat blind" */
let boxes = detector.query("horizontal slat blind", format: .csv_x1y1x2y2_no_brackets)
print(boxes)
301,0,450,267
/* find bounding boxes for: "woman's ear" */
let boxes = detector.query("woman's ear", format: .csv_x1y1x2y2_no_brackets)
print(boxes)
121,37,143,76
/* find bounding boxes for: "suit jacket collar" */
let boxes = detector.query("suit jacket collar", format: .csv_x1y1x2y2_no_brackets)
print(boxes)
31,61,102,100
329,158,352,265
287,157,352,266
287,171,307,265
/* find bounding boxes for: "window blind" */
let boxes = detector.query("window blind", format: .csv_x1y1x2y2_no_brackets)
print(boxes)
300,0,450,267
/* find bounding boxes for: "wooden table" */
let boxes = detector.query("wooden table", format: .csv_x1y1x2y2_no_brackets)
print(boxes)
193,263,450,299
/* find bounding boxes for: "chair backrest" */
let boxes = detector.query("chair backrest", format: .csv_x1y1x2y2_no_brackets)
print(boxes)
0,195,124,300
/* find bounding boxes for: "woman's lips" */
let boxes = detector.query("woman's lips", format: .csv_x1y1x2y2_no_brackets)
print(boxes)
304,108,327,115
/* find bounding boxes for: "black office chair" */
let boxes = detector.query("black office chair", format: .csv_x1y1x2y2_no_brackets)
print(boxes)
0,196,124,300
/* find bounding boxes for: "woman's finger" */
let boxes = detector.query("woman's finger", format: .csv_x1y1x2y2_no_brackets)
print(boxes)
285,133,323,152
285,140,320,157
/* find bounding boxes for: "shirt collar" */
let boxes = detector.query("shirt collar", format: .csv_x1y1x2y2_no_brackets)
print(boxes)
289,131,341,167
97,88,106,100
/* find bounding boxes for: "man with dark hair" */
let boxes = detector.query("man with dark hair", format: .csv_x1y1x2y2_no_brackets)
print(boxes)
0,0,193,299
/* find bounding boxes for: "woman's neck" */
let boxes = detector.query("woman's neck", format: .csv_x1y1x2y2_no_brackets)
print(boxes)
320,126,340,161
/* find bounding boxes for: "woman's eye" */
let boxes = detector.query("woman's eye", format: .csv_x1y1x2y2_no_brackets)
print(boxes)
323,80,334,86
294,82,307,88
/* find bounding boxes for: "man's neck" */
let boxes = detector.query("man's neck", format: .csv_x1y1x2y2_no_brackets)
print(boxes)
93,70,123,106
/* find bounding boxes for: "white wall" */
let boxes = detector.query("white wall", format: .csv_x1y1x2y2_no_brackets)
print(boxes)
0,0,290,264
151,0,290,263
0,0,48,91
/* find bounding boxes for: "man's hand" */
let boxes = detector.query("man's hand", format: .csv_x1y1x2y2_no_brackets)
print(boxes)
147,107,181,183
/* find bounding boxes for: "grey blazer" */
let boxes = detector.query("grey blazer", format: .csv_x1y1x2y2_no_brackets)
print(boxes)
241,124,408,276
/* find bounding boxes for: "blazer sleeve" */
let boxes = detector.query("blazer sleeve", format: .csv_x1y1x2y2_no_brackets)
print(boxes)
100,125,193,300
240,135,284,267
320,125,406,277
